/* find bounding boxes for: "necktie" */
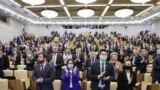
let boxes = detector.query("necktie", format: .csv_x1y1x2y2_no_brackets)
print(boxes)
40,65,43,76
102,63,105,72
101,63,105,85
51,54,56,64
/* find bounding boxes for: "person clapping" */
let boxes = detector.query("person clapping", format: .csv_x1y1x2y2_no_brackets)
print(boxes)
61,59,81,90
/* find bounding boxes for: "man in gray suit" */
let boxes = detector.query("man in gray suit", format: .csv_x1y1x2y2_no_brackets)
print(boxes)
32,52,55,90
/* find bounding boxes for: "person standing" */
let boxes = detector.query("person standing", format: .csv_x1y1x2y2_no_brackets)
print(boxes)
72,48,84,71
48,45,64,79
0,49,9,69
32,52,55,90
89,49,114,90
85,51,97,80
135,49,148,73
61,59,81,90
109,52,123,81
117,60,140,90
151,55,160,83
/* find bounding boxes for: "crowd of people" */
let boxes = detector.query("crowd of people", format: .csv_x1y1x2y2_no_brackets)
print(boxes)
0,30,160,90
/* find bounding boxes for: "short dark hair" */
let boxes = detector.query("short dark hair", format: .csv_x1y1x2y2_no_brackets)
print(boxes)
66,59,74,64
66,59,75,67
99,49,108,54
37,52,48,58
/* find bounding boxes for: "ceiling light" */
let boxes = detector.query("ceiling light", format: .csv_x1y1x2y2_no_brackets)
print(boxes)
130,0,151,4
41,10,58,18
115,8,134,18
10,0,21,6
59,0,65,5
75,0,96,4
77,9,94,18
63,7,71,17
101,6,110,17
21,0,45,5
108,0,114,5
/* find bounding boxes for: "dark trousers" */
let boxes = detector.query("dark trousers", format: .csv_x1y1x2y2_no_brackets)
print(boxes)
91,84,110,90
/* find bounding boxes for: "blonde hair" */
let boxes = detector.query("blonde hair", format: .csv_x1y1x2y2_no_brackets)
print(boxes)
110,52,118,57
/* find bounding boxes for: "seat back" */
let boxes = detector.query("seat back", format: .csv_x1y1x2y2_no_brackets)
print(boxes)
14,70,28,79
53,80,61,90
0,79,8,90
141,82,148,90
87,81,91,90
110,82,117,90
144,73,152,84
3,70,14,77
147,68,152,73
17,65,26,70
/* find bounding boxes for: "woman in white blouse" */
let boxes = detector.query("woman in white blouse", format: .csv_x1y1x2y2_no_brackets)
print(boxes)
63,49,72,64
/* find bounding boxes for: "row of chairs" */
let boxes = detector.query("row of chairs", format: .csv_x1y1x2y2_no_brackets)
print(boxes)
1,69,154,90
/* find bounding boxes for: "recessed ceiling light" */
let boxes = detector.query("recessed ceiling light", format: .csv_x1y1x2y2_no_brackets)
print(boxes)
21,0,45,5
115,8,134,18
41,10,58,18
77,9,95,18
75,0,96,4
130,0,151,4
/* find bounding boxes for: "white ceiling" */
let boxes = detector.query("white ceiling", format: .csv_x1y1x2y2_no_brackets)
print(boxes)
0,0,160,25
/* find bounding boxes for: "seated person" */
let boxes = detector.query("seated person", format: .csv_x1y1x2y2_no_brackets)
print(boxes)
61,59,81,90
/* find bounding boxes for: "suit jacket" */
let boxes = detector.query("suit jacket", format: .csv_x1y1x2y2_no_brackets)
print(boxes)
151,56,160,82
32,63,55,90
85,58,97,72
72,53,84,71
0,55,9,69
12,52,21,65
117,71,136,90
135,55,147,73
85,58,97,80
109,61,123,81
88,61,114,90
0,68,4,78
61,69,81,90
48,53,64,79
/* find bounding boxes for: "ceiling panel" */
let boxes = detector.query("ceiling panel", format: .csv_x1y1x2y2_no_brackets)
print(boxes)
105,6,150,16
11,0,159,19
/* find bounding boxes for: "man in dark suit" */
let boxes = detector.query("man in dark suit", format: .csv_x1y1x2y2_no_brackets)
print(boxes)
151,55,160,83
48,45,64,79
72,48,84,71
85,51,97,72
85,51,97,80
32,52,55,90
0,68,4,78
12,48,21,65
135,49,148,73
0,49,9,69
89,49,114,90
129,49,138,66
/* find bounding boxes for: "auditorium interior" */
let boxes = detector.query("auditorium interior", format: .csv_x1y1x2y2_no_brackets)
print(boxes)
0,0,160,90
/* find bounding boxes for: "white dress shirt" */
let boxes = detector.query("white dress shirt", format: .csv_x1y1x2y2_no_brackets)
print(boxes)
69,70,73,88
